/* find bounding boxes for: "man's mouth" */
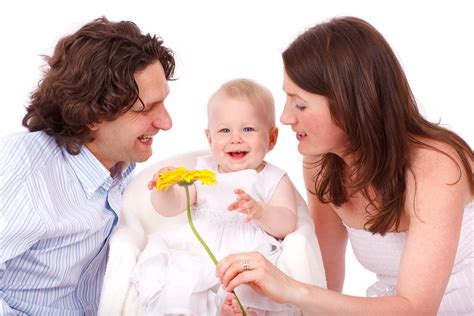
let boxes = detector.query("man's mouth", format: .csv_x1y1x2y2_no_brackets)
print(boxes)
138,135,153,144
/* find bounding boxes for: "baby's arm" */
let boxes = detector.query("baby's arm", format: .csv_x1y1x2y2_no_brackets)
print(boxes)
227,174,297,239
148,166,197,217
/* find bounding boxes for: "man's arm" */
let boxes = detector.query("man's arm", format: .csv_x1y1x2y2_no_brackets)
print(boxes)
1,295,21,315
0,181,44,314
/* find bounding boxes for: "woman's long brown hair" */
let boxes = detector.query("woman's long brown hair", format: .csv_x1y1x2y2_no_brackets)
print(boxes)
283,16,473,235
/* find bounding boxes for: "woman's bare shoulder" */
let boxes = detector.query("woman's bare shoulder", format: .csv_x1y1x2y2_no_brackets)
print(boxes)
406,138,472,214
409,138,471,181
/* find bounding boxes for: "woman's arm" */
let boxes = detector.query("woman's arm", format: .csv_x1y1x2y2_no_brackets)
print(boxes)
393,144,470,313
217,251,413,315
217,145,471,315
303,157,347,292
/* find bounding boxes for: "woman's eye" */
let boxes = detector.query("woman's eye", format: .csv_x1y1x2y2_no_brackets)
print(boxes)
295,104,306,110
219,128,230,133
243,127,254,132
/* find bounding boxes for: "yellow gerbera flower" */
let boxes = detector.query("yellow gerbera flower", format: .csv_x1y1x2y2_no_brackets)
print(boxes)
155,167,217,191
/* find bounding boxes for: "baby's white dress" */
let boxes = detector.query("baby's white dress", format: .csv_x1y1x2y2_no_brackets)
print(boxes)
131,155,296,315
345,200,473,315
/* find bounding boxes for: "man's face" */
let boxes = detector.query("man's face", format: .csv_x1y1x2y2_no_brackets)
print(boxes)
86,61,172,170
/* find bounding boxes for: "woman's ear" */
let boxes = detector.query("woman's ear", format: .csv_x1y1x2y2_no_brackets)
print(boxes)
268,127,278,150
205,129,212,145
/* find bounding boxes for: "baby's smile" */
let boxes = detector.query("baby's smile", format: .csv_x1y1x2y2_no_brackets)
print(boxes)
227,151,248,159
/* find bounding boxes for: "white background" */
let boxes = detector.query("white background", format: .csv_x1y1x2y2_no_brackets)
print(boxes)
1,0,472,296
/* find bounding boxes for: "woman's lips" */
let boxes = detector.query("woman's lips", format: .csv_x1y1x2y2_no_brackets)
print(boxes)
296,132,306,141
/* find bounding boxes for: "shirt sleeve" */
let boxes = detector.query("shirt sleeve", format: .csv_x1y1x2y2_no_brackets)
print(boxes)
0,177,45,265
0,295,24,315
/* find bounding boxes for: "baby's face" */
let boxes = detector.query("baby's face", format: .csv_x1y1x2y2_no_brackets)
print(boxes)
206,95,277,173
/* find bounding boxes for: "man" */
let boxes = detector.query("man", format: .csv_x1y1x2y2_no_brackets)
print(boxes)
0,17,175,315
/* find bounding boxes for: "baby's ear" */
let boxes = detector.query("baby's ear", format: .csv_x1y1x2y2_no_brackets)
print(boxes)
205,129,212,145
268,127,278,150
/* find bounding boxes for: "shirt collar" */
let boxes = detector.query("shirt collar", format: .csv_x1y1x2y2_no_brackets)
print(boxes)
65,146,136,196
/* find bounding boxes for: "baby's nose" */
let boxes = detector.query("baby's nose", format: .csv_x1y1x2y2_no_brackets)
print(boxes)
230,133,243,144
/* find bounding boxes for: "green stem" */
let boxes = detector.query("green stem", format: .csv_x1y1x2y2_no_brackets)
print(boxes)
184,185,246,315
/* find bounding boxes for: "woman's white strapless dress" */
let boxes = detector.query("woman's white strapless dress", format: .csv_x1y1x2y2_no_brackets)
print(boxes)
345,201,473,315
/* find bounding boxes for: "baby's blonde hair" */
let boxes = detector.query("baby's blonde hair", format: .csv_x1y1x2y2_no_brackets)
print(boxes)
208,78,275,127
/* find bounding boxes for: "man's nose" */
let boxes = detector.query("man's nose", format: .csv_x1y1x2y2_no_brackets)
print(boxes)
152,105,172,131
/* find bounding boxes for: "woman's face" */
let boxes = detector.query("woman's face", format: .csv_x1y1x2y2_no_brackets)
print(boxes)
280,70,347,157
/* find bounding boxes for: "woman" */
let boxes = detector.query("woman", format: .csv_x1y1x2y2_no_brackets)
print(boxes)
217,16,473,315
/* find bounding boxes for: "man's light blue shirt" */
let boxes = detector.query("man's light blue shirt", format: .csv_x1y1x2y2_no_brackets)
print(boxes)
0,131,135,315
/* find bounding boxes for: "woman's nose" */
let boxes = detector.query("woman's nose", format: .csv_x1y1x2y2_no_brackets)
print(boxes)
152,105,172,131
280,104,296,126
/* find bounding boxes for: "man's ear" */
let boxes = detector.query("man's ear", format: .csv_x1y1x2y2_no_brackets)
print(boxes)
205,129,212,145
268,127,278,150
88,122,101,131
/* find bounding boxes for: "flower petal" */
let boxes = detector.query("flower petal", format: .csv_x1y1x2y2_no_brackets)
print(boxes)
154,167,217,191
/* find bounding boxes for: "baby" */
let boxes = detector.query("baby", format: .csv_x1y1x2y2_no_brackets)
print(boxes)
132,79,298,315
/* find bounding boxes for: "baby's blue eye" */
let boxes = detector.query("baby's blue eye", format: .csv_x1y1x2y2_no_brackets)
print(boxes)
219,128,230,133
243,127,254,132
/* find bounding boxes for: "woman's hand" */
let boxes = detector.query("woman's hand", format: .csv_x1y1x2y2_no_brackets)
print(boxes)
216,251,297,305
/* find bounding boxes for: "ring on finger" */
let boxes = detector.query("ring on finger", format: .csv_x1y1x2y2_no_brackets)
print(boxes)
242,259,250,271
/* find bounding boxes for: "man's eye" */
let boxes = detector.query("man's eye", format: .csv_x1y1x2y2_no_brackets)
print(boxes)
243,127,254,132
132,96,149,113
132,107,149,113
219,128,230,133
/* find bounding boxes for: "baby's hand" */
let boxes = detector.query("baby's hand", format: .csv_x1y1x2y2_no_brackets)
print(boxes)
227,188,263,223
147,166,176,190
